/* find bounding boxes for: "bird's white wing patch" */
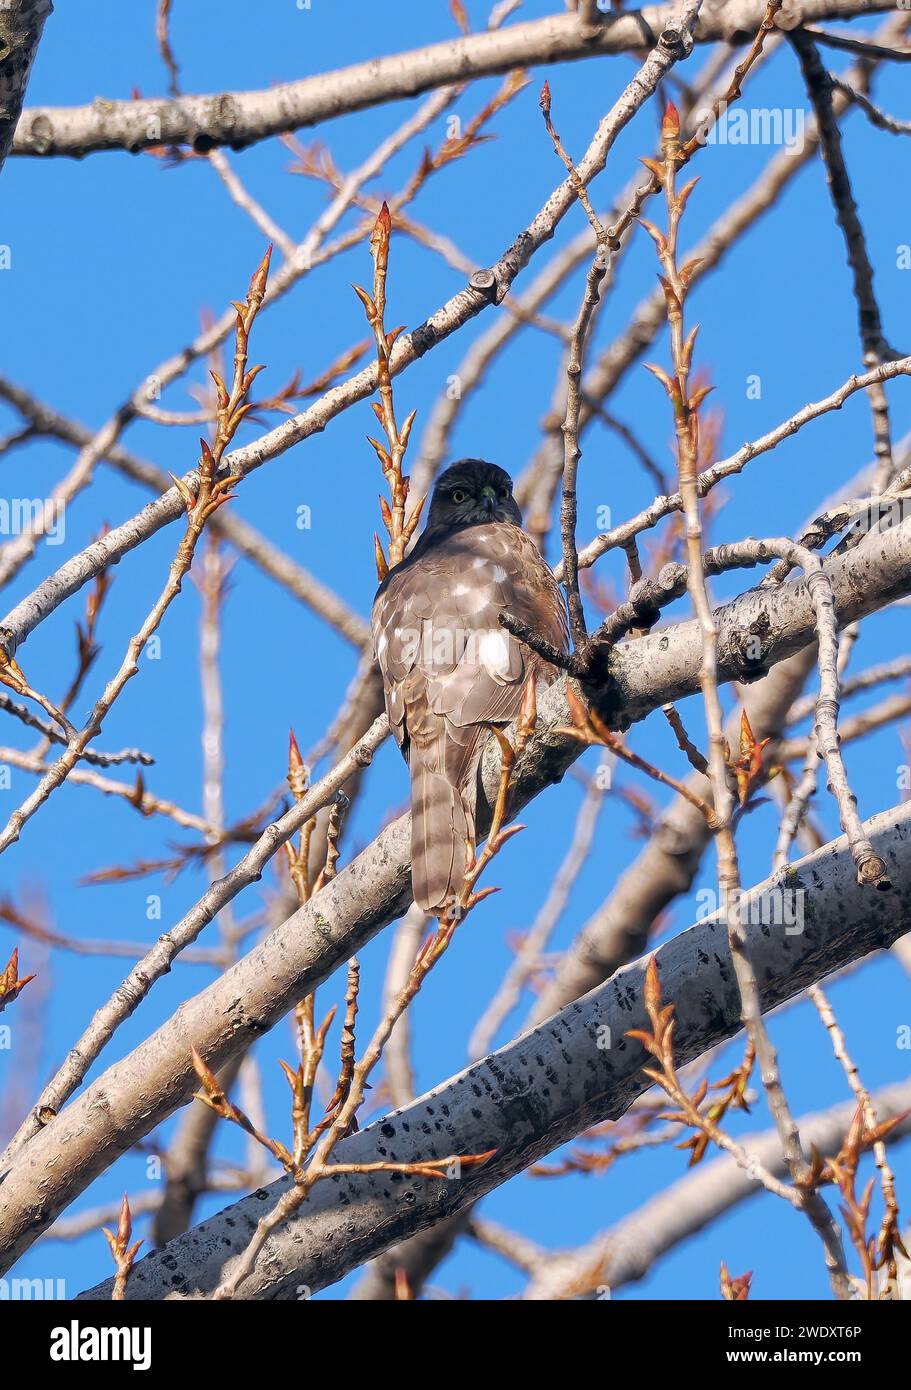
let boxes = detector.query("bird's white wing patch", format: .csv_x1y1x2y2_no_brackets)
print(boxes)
478,628,512,679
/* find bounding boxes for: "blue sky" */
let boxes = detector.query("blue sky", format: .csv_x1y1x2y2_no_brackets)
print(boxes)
1,1,909,1300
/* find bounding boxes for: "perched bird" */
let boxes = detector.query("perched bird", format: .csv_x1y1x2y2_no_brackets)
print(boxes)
372,459,568,912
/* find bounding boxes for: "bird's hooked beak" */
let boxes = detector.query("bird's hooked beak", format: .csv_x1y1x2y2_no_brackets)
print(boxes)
480,484,498,516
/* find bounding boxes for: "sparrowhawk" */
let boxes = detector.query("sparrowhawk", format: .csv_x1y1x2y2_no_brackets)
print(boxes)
372,459,568,913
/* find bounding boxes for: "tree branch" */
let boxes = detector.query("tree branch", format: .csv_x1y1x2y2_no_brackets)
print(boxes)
0,5,703,667
9,1,891,159
0,0,52,175
76,800,911,1299
1,515,910,1271
522,1080,911,1298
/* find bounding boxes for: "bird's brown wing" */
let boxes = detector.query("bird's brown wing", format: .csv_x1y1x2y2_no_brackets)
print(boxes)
372,521,568,910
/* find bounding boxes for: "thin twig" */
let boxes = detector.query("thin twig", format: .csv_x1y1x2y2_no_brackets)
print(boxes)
790,29,897,485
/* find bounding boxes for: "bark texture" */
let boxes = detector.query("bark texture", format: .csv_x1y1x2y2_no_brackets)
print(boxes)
78,801,911,1299
1,518,909,1274
8,2,893,159
0,0,52,173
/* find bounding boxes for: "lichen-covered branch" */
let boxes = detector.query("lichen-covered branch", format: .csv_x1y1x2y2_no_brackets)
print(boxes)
0,0,52,174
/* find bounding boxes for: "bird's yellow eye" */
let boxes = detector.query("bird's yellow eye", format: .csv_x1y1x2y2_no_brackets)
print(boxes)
451,489,468,503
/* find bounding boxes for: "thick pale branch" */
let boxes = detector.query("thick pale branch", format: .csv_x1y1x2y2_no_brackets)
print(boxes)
77,800,911,1299
1,517,909,1271
10,1,890,158
0,723,387,1163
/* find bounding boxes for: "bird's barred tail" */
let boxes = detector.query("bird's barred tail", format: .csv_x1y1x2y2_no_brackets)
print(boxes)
410,762,474,913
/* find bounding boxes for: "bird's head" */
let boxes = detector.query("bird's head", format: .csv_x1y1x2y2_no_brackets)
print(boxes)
425,459,522,529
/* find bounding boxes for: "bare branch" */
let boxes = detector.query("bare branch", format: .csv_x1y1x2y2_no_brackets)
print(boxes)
10,1,891,159
790,27,899,483
76,800,911,1300
522,1081,911,1298
0,8,704,665
3,517,911,1266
